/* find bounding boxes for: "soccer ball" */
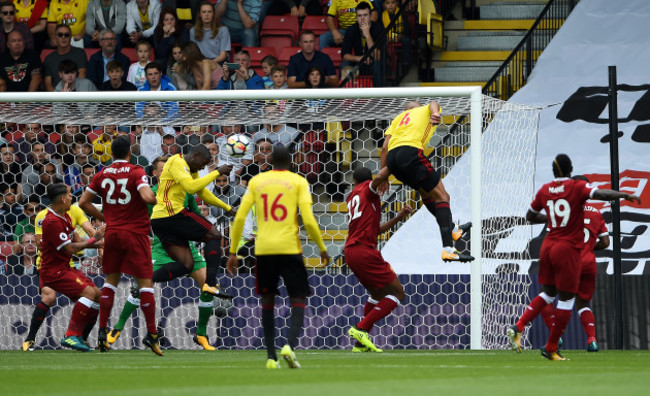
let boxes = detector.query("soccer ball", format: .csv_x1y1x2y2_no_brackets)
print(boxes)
225,134,251,158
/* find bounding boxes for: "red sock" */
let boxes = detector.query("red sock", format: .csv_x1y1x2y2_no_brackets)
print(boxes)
516,295,551,332
541,304,555,331
99,285,116,329
579,308,597,343
65,298,94,337
139,288,157,334
363,300,377,317
545,308,572,352
357,296,398,332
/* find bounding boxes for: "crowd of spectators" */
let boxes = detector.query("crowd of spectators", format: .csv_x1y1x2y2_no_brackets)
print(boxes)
0,0,420,92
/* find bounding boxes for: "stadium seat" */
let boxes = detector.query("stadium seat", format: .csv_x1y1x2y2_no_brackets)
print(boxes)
0,241,13,259
261,15,299,40
321,47,342,68
278,47,302,66
243,47,277,68
121,47,155,63
301,15,329,36
260,15,299,56
40,49,54,63
85,48,101,60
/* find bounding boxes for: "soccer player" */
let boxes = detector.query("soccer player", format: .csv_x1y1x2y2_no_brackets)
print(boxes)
22,201,98,351
39,183,105,352
226,145,330,369
345,166,412,353
507,154,640,360
148,145,234,299
107,155,225,351
379,101,472,263
79,136,161,355
539,175,609,352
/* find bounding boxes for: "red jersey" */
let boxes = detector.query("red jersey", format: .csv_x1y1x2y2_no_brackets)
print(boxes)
530,178,597,248
40,209,75,274
581,204,608,271
86,160,151,235
345,180,381,248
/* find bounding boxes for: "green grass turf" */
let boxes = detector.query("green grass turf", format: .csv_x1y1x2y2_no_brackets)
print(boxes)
1,349,648,395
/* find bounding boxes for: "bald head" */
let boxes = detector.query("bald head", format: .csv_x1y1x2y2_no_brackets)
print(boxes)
6,30,25,57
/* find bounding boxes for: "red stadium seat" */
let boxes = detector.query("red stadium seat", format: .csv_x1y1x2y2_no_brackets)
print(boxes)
40,49,54,63
85,48,101,60
260,15,299,56
243,47,277,68
0,241,13,259
301,15,329,36
261,15,300,40
277,47,302,66
120,47,156,63
259,37,293,62
321,47,342,68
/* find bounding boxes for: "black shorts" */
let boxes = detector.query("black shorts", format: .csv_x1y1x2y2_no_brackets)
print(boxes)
386,146,440,191
151,209,213,250
255,254,310,297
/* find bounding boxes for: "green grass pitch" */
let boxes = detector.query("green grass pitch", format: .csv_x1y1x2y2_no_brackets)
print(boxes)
1,349,648,395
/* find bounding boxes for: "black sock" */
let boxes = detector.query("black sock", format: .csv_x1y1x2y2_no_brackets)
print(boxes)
424,200,453,247
27,301,50,341
262,305,277,360
204,236,222,286
82,315,97,341
152,261,191,282
287,304,305,349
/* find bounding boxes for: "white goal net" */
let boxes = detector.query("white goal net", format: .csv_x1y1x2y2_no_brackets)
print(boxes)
0,88,541,350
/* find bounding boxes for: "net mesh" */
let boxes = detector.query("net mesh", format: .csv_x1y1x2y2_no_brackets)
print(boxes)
0,91,541,350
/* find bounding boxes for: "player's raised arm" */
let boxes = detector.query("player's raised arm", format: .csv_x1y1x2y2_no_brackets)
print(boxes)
197,188,232,212
379,204,413,234
171,148,233,194
592,189,641,204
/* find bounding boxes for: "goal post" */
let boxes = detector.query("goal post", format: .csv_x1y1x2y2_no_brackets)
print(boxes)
0,87,539,351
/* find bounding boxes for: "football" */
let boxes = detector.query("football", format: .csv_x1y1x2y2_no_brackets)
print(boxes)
225,134,251,158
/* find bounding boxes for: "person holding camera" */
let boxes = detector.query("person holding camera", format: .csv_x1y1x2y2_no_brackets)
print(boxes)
217,49,264,90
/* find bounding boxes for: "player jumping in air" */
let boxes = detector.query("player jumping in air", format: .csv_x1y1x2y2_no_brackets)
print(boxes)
539,175,610,352
107,155,228,351
22,203,98,351
345,166,412,352
40,183,105,352
508,154,640,360
379,101,472,263
226,145,330,369
79,136,162,355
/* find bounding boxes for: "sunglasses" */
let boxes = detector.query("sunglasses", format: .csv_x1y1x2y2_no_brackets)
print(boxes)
1,10,15,15
57,32,71,38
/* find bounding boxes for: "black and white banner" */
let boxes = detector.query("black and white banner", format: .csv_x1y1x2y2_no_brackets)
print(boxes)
384,0,650,274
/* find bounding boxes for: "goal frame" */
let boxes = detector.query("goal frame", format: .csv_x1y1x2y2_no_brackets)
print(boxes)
2,87,484,349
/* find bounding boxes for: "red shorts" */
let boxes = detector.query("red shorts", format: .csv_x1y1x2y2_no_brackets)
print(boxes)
102,229,153,279
577,258,597,301
39,267,95,300
344,244,397,290
538,238,581,293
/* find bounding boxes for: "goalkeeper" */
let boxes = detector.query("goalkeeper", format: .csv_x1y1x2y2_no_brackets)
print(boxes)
107,155,227,350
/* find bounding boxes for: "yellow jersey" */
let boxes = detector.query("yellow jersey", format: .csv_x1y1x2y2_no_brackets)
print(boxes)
47,0,89,37
35,204,89,269
92,133,113,164
14,0,48,25
385,104,441,151
229,170,326,256
327,0,374,30
151,154,230,219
